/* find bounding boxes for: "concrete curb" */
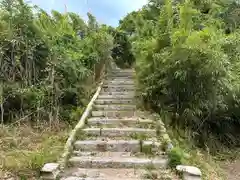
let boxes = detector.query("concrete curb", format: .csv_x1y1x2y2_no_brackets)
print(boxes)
59,82,103,169
149,113,202,180
40,82,103,180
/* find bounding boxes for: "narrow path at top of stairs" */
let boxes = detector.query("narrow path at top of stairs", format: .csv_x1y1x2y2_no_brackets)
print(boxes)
59,69,178,180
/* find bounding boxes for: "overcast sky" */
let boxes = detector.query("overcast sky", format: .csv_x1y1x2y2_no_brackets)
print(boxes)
28,0,148,26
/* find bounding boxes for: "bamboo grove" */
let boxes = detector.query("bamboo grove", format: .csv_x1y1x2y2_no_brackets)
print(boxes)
3,0,240,153
119,0,240,151
0,0,116,126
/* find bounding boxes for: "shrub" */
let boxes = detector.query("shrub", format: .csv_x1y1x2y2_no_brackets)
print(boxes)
168,147,186,169
0,0,114,125
121,0,240,151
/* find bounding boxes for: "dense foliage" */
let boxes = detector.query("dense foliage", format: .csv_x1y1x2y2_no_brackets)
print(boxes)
0,0,114,125
108,27,135,68
120,0,240,151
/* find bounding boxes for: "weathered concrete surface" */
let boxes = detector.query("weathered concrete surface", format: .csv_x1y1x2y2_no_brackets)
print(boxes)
42,68,182,180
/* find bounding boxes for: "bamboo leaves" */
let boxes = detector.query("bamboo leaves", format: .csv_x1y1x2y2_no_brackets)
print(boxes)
0,1,114,124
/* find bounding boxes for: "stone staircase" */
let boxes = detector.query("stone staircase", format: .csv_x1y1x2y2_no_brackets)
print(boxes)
41,68,180,180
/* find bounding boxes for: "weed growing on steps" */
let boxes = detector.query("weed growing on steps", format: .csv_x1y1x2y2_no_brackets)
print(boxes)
168,126,224,179
130,133,148,140
168,147,187,169
75,129,88,140
142,169,178,180
141,144,154,156
142,171,159,179
145,164,156,171
143,171,173,180
141,122,155,129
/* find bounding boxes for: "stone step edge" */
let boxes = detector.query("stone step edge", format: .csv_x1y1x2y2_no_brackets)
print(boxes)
93,105,136,110
104,81,135,84
95,99,135,101
68,156,168,169
98,94,135,97
91,110,137,117
92,110,137,113
99,92,135,94
103,84,135,87
74,140,161,152
94,100,135,105
104,81,135,83
96,96,135,99
60,168,175,180
87,118,154,125
61,177,149,180
72,151,167,157
82,128,156,137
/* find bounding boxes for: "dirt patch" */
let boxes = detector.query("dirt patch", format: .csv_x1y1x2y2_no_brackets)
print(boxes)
221,160,240,180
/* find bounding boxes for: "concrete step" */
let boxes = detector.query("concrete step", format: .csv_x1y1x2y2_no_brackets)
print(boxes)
109,75,135,78
61,168,176,180
74,140,140,152
87,117,153,126
107,77,134,81
73,151,132,157
111,69,135,73
102,85,135,91
109,71,135,75
109,71,135,74
74,140,161,153
98,95,134,99
111,70,135,73
62,177,143,180
101,87,135,92
73,151,97,156
100,93,135,97
95,99,134,105
104,80,135,85
69,156,167,169
91,110,136,118
93,104,136,111
82,128,156,137
61,168,151,179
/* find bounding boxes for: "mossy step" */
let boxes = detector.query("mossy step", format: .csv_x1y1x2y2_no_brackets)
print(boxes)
95,99,134,105
100,91,135,95
109,72,135,75
74,140,161,153
68,156,167,169
103,84,135,88
80,135,158,141
104,83,135,87
74,140,140,152
111,69,135,73
87,123,154,129
106,77,135,81
62,177,143,180
61,168,148,180
104,80,135,84
61,168,177,180
72,151,132,157
98,95,134,99
93,104,136,111
72,151,166,160
91,110,136,118
108,75,135,78
82,128,156,137
101,88,135,93
102,85,135,90
87,117,154,127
